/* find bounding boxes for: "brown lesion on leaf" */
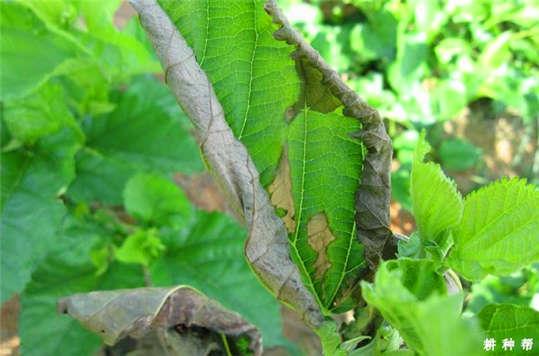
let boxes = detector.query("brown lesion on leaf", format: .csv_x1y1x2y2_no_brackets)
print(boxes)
307,213,335,280
264,0,395,273
268,151,296,233
293,57,341,115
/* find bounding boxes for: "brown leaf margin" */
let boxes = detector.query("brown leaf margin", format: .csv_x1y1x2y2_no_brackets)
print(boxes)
264,0,396,273
58,286,262,355
129,0,324,328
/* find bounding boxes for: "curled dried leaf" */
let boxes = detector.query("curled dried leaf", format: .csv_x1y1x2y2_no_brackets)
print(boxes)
130,0,323,328
58,286,262,355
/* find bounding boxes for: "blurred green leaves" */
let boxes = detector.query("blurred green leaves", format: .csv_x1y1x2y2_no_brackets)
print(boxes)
284,0,538,124
3,82,82,144
150,210,287,348
123,174,191,228
439,138,482,172
467,265,539,314
19,216,145,356
361,259,482,356
0,127,82,302
283,0,537,213
0,2,79,100
67,76,202,205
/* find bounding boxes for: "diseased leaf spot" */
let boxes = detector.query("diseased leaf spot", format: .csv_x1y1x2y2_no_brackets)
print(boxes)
307,213,335,280
268,154,296,233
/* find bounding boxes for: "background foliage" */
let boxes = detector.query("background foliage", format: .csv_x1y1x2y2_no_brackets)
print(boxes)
1,1,288,354
280,0,538,212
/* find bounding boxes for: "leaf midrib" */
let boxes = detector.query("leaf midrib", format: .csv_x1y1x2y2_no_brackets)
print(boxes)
290,108,324,309
238,0,259,139
199,0,210,66
327,221,357,306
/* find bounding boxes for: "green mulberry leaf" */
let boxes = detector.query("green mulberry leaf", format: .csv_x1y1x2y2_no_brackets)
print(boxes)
410,132,463,242
0,128,82,302
157,0,299,185
123,173,192,227
135,0,368,316
448,178,539,281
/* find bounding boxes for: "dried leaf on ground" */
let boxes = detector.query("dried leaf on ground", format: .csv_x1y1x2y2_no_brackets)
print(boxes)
58,286,262,355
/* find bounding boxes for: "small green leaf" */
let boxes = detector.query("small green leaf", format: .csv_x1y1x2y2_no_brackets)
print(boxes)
411,0,447,41
448,178,539,281
479,32,512,70
316,321,346,356
387,32,428,95
435,38,471,64
123,173,191,227
410,132,463,242
350,9,397,62
467,267,538,314
3,82,82,144
391,165,412,211
393,130,419,165
115,229,165,266
431,79,468,121
397,233,422,258
340,335,371,352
